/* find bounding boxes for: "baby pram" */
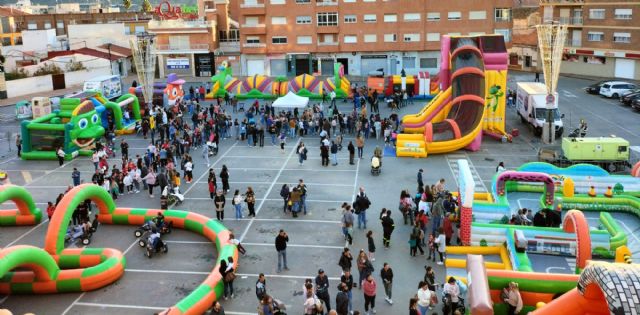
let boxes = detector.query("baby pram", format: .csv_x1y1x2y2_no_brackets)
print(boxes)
371,156,381,175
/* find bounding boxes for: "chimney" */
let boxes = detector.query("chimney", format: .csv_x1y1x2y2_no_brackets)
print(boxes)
214,0,229,31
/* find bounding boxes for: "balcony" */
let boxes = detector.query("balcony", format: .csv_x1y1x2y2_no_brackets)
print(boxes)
241,23,266,35
156,43,210,53
540,0,584,5
148,20,212,33
317,41,338,46
316,1,338,6
219,41,240,53
241,42,266,53
565,38,582,47
559,16,583,25
240,2,265,15
316,25,339,34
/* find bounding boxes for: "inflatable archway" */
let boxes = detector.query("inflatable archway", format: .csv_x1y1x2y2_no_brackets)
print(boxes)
562,209,592,273
0,185,42,226
0,184,238,315
495,171,555,206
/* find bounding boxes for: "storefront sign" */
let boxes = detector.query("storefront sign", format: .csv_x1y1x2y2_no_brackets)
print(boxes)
167,58,190,69
361,55,388,59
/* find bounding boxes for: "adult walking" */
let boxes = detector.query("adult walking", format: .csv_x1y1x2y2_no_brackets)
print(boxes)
362,274,377,315
417,281,433,315
336,282,350,315
232,189,243,220
340,270,354,314
208,169,217,199
15,135,21,157
380,208,395,248
56,146,65,166
315,269,331,312
297,142,308,165
330,141,339,166
356,135,364,159
220,165,230,194
142,168,157,198
354,187,371,229
214,189,226,220
275,229,289,273
245,186,256,217
341,204,355,245
279,184,290,212
256,273,267,301
443,277,461,315
417,168,424,188
380,262,394,304
347,141,355,165
296,179,308,215
338,247,353,272
320,144,329,167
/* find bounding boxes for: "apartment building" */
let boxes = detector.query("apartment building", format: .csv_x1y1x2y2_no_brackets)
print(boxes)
237,0,513,77
540,0,640,80
12,11,153,37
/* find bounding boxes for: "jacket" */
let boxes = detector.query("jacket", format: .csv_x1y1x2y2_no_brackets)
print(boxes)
382,216,395,232
380,267,394,284
361,278,377,297
214,195,226,210
338,253,352,271
275,234,288,251
335,291,349,315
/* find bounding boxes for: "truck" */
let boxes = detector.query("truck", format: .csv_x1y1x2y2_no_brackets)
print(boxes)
83,75,122,100
516,82,564,138
538,136,631,172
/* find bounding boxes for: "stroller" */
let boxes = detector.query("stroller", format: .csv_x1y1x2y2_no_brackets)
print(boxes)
206,141,218,156
442,294,466,315
257,298,287,315
371,156,381,175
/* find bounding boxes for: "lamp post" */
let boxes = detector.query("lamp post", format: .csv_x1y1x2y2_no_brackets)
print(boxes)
107,43,113,75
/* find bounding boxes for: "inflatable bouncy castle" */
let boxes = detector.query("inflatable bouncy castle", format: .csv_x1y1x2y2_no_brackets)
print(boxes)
205,61,351,100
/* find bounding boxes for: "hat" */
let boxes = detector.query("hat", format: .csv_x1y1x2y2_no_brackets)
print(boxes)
166,73,185,85
318,269,324,274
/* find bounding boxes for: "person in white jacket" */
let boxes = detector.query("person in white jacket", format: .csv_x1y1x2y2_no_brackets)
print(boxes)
443,277,461,315
416,281,432,315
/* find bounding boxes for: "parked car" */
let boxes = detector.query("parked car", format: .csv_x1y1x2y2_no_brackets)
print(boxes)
599,81,637,99
584,80,612,94
632,97,640,111
620,89,640,106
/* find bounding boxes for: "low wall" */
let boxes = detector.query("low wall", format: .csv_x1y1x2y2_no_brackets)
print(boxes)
6,75,53,98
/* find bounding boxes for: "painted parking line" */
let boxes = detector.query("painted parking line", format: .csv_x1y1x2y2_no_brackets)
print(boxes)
73,302,166,311
183,197,346,203
242,242,344,249
125,268,341,281
239,139,300,242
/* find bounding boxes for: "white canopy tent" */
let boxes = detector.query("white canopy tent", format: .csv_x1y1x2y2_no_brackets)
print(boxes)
272,91,309,108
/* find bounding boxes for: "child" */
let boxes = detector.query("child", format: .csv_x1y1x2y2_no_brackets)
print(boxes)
367,230,376,262
384,128,391,147
279,132,286,153
228,233,246,255
427,233,436,262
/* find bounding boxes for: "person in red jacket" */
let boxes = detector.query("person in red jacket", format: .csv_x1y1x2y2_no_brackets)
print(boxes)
46,201,55,220
361,274,377,314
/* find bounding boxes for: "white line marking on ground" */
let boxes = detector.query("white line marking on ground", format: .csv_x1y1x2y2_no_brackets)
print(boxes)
125,268,341,280
73,302,166,311
4,219,49,247
165,240,211,245
239,139,300,242
351,158,360,203
184,197,346,203
242,242,343,249
180,141,238,197
545,267,568,274
619,220,640,243
238,218,341,224
61,292,86,315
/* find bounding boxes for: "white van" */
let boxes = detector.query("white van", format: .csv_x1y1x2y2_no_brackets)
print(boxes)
516,82,564,138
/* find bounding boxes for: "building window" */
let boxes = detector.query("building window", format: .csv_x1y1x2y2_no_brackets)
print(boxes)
219,29,239,42
427,12,440,21
448,12,461,20
317,12,338,26
494,8,511,21
56,21,64,29
272,36,287,44
297,35,312,44
384,33,396,42
270,0,285,4
44,21,52,29
271,16,287,24
403,13,421,21
169,35,189,49
613,32,631,43
587,32,604,41
614,9,632,19
245,16,259,26
343,0,355,2
402,57,416,69
135,25,146,35
363,14,376,23
589,9,605,19
420,58,437,68
469,10,486,20
344,35,357,43
296,16,312,24
403,33,420,42
494,29,511,42
364,34,377,43
384,14,397,22
426,33,440,41
469,32,485,36
246,36,260,44
295,0,310,3
344,15,357,23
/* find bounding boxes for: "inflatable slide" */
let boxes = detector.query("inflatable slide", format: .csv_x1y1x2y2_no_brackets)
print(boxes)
397,34,508,157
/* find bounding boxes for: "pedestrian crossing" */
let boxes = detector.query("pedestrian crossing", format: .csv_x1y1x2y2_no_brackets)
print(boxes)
446,154,488,193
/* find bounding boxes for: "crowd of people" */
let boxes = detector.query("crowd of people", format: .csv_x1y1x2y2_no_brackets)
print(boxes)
40,81,531,315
